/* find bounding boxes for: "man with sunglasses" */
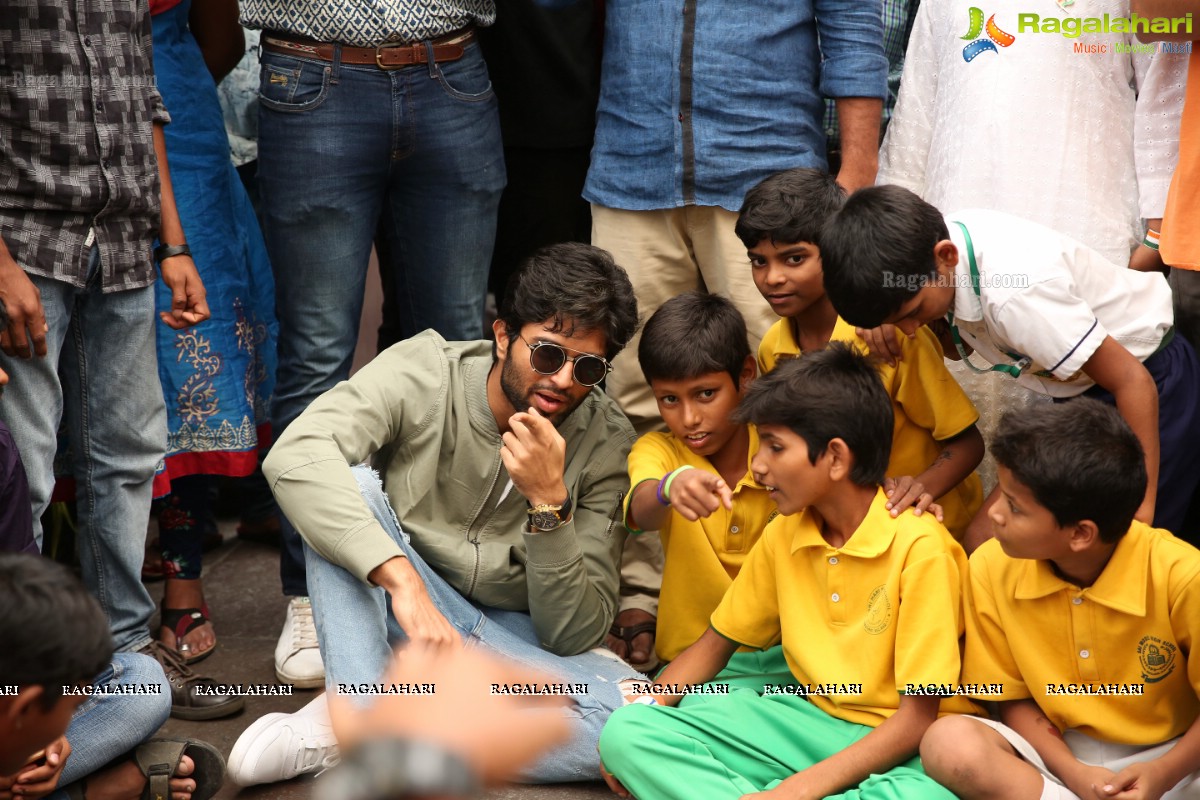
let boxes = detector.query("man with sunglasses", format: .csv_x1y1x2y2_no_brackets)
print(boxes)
230,242,643,787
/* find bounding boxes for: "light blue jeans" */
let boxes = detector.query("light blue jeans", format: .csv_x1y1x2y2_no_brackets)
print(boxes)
48,653,172,800
0,248,164,652
258,39,506,599
304,467,640,782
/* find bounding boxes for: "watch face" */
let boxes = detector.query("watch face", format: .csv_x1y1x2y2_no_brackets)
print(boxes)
531,510,561,531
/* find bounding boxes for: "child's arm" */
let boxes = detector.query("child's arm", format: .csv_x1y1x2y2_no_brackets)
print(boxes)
1001,699,1120,798
1080,336,1159,523
648,627,739,707
626,468,733,531
1098,712,1200,800
747,694,941,800
886,425,984,518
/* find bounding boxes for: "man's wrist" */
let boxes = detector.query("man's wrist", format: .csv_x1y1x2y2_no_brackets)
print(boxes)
525,483,569,508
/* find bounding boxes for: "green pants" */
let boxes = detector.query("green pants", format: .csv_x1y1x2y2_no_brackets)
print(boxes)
599,687,955,800
669,645,795,706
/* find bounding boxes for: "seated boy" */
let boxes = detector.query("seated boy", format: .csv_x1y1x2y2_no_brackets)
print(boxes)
737,168,984,540
821,185,1200,543
920,400,1200,800
599,344,975,800
622,291,786,683
0,553,223,800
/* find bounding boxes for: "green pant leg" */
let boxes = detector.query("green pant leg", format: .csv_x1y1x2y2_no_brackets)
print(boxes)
599,690,865,800
678,645,795,707
823,753,957,800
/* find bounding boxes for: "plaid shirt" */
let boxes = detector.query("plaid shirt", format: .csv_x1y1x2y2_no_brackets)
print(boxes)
0,0,170,292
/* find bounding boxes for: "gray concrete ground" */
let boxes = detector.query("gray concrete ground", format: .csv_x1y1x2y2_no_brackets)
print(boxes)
149,524,613,800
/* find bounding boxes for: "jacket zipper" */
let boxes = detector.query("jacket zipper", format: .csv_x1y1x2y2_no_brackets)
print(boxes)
464,454,504,598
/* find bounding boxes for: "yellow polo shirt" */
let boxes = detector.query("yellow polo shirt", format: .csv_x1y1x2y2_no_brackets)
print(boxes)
623,428,777,663
757,317,982,539
964,524,1200,745
710,489,978,727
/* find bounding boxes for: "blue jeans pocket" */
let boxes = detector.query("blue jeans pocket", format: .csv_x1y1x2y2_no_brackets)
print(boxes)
432,44,495,102
259,53,331,112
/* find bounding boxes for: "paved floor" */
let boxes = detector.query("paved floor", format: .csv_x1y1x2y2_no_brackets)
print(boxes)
150,523,613,800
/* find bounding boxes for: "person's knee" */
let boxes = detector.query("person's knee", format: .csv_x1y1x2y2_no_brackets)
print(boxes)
597,704,656,772
116,653,172,733
920,715,998,790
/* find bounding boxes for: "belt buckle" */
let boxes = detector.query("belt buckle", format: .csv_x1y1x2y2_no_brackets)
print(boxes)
375,42,420,70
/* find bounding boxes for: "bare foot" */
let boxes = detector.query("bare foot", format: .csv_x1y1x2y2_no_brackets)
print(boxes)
161,578,216,657
84,755,196,800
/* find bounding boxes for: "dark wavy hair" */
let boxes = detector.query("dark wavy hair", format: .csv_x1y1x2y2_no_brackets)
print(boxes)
500,243,639,361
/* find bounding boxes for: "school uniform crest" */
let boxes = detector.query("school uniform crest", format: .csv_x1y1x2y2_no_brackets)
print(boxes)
864,585,892,634
1137,636,1177,683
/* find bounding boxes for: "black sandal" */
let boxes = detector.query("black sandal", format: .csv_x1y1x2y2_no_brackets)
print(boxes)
161,604,215,665
608,620,660,672
62,737,225,800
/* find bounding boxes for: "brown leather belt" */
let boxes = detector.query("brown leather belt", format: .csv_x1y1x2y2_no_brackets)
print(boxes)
262,28,474,69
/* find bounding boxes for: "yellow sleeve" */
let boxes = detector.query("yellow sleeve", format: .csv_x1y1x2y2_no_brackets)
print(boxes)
757,319,787,375
894,533,968,690
1168,557,1200,701
893,328,980,441
709,519,783,649
962,544,1030,700
622,433,679,526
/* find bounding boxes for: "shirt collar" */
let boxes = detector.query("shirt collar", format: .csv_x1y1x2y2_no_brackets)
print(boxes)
1013,522,1151,616
789,489,896,557
946,217,984,323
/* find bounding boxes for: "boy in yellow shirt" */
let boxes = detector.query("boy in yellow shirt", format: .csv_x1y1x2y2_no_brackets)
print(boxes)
736,168,984,539
622,291,786,685
921,400,1200,800
600,344,975,800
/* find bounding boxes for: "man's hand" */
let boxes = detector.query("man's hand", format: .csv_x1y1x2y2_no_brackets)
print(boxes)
329,642,571,785
158,255,211,329
8,736,70,800
501,408,568,507
369,556,459,649
854,324,906,366
667,469,732,521
883,476,937,518
0,250,48,358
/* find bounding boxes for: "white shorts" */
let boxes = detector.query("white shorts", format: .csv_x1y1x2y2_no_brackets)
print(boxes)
970,716,1200,800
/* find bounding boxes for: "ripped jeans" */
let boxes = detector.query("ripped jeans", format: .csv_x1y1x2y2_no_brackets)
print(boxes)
303,466,641,782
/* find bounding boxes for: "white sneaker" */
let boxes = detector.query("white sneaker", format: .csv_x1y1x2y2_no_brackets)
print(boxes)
275,596,325,688
228,694,339,786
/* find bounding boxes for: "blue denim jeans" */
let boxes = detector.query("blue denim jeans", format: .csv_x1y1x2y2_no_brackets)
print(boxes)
257,40,505,597
47,653,172,800
0,248,164,652
304,467,640,783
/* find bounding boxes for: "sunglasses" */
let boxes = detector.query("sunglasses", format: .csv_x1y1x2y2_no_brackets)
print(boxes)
521,336,611,387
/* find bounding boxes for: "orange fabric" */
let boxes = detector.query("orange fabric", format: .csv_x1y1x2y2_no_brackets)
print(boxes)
1161,49,1200,270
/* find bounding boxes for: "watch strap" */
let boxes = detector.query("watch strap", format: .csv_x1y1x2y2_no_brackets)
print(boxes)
154,243,192,262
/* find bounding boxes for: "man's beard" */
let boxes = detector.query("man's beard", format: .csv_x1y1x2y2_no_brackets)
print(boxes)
498,356,584,427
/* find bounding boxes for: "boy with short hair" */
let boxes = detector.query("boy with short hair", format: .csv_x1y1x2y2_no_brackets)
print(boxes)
736,168,984,539
599,344,975,800
820,184,1200,541
920,400,1200,800
623,291,784,678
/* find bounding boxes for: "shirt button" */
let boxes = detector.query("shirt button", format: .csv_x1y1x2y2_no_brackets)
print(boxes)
829,556,838,565
831,593,840,603
730,526,739,533
1079,649,1090,659
83,36,92,46
1072,597,1083,605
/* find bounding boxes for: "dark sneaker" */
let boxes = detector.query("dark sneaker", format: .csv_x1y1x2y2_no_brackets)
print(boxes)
140,640,245,720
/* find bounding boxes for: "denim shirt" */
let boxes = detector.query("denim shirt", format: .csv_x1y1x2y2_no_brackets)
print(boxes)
585,1,889,213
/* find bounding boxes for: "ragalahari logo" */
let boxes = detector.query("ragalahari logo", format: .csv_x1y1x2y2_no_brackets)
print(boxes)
961,8,1017,61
